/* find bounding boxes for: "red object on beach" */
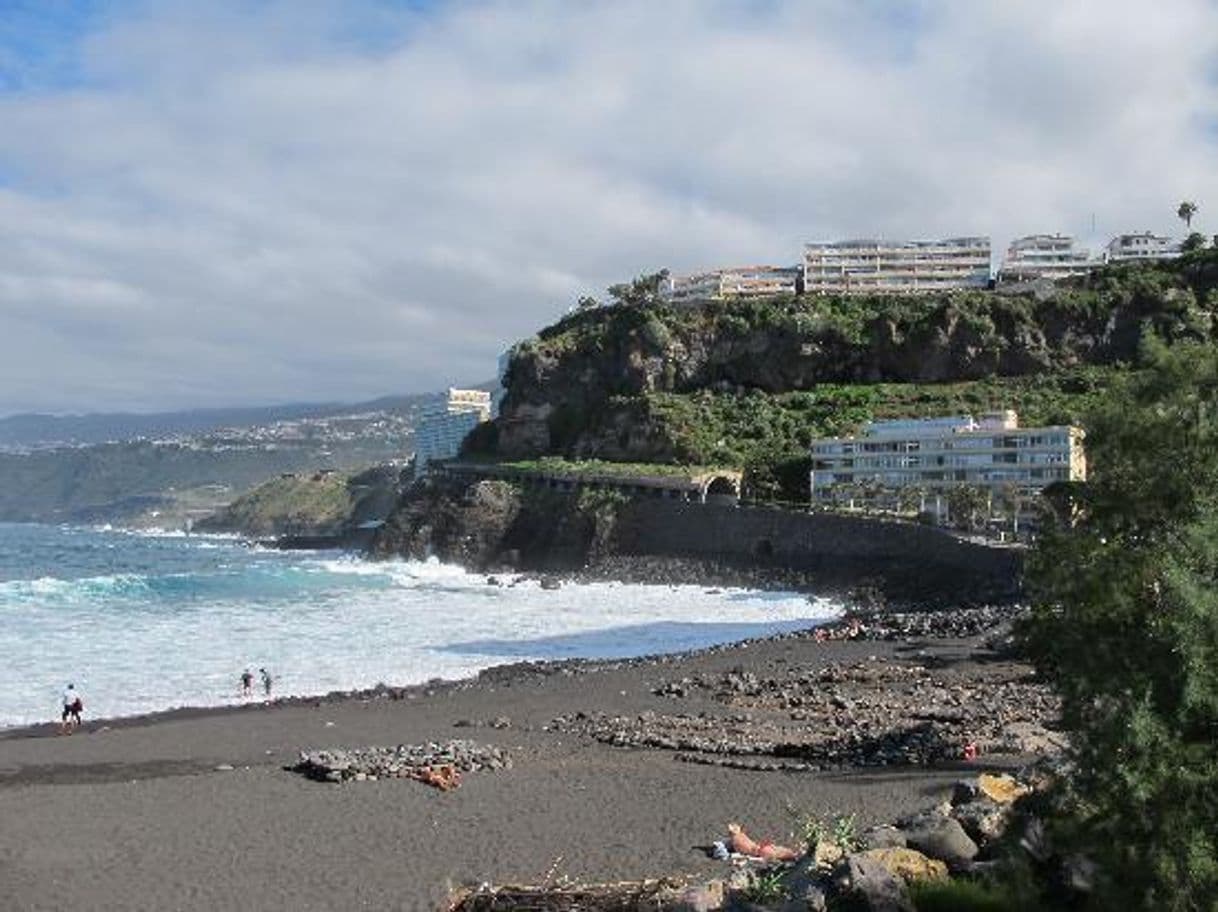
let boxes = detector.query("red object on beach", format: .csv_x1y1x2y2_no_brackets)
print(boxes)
963,741,978,761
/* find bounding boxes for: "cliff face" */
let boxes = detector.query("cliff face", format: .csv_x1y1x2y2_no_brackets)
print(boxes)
372,475,1021,604
488,257,1218,462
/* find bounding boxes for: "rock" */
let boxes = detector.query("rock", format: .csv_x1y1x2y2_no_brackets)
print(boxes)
540,577,562,590
951,798,1011,847
950,779,979,806
977,772,1030,804
858,847,948,884
837,854,914,912
491,716,512,729
214,763,234,772
863,826,907,850
902,817,978,869
813,840,844,869
670,879,726,911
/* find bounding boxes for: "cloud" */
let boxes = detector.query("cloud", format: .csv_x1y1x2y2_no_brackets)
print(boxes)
0,0,1216,413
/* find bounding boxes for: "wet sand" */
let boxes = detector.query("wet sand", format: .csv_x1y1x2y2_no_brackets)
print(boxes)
0,634,1004,912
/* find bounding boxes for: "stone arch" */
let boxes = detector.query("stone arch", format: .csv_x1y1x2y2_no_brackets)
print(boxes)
703,475,741,505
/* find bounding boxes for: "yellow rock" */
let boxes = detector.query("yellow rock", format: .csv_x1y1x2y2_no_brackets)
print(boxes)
978,772,1031,805
860,847,949,883
813,840,844,869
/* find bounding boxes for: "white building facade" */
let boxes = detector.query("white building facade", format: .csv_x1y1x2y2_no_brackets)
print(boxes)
413,388,493,479
998,234,1095,283
809,412,1086,522
662,266,800,302
1105,232,1182,262
802,237,991,295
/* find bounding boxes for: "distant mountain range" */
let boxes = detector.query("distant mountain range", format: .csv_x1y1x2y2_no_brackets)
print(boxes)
0,392,469,451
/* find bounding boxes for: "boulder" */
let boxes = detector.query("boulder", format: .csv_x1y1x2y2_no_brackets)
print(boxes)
951,798,1011,847
835,854,914,912
977,772,1030,805
950,779,979,806
858,847,948,884
863,825,907,850
902,817,979,869
670,879,726,911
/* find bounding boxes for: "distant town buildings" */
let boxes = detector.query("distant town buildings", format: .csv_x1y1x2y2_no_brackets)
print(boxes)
809,411,1086,525
1104,232,1182,263
662,266,801,302
413,388,492,479
998,234,1095,283
802,237,992,295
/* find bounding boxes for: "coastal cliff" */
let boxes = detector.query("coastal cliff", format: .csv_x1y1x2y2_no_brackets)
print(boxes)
372,475,1021,604
470,254,1218,498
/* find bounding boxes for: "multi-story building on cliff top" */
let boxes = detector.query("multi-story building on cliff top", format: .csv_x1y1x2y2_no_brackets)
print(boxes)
999,234,1095,283
413,388,492,479
1105,232,1182,262
802,237,991,295
809,411,1086,525
661,265,800,302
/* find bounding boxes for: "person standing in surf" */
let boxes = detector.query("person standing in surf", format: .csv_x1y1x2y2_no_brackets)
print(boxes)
259,668,273,698
240,669,254,697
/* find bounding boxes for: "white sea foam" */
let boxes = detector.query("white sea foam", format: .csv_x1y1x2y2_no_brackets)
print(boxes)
0,535,840,727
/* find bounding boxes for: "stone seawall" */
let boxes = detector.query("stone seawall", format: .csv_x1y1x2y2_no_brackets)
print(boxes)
607,501,1022,603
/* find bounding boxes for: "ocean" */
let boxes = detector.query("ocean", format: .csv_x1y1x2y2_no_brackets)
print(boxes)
0,523,840,728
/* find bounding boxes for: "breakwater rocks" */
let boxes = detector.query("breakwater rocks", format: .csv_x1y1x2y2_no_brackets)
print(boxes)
292,739,511,785
548,651,1060,771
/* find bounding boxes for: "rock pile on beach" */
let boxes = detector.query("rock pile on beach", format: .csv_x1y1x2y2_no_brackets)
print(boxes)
803,604,1026,641
550,654,1060,770
293,739,511,784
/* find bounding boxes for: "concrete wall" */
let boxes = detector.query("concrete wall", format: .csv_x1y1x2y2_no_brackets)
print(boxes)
611,500,1022,602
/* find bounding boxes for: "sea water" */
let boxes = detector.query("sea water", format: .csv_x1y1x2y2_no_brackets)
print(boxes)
0,523,840,728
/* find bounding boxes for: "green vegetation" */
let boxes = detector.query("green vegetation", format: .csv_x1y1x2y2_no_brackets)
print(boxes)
494,456,732,479
908,878,1024,912
1021,336,1218,908
624,368,1116,501
196,471,357,536
740,867,787,905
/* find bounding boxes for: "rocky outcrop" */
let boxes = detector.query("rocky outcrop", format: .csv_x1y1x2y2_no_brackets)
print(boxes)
197,464,403,541
490,260,1218,460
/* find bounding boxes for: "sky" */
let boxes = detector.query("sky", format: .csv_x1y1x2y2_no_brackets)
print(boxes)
1,0,1216,415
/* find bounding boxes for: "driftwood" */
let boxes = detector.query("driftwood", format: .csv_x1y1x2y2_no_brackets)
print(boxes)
445,877,689,911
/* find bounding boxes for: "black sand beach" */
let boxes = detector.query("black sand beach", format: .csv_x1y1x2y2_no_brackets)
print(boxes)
0,627,1039,912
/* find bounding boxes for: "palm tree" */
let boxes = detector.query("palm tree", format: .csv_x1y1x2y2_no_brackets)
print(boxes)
1178,200,1198,231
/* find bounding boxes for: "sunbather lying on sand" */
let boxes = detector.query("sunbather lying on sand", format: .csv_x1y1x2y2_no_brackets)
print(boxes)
726,822,800,861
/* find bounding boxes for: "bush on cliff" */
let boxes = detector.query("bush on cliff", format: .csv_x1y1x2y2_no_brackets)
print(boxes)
1021,335,1218,909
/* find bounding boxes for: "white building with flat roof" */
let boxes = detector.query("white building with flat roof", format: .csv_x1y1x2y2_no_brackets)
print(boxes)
803,237,991,295
662,265,800,302
1105,232,1182,263
809,412,1086,523
999,234,1095,283
413,388,492,479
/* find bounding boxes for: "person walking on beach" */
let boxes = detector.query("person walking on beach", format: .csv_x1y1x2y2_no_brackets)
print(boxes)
259,668,273,698
59,683,83,734
240,668,254,697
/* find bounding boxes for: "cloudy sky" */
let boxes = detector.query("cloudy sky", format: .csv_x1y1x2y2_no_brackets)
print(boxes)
1,0,1216,415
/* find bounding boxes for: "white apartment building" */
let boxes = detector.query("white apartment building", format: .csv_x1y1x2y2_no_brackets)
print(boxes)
662,266,800,302
1105,232,1182,262
999,234,1095,283
802,237,991,295
809,412,1086,521
413,388,493,479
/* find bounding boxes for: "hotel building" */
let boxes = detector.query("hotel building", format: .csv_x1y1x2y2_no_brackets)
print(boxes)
998,234,1095,283
809,412,1086,522
413,388,493,479
1105,232,1182,263
662,266,801,302
802,237,991,295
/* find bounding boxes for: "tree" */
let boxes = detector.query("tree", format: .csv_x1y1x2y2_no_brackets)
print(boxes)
1181,232,1207,253
575,295,601,311
607,269,670,307
1020,336,1218,908
1177,200,1198,231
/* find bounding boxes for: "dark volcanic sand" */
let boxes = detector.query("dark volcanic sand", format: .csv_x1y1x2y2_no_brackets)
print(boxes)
0,634,1025,912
